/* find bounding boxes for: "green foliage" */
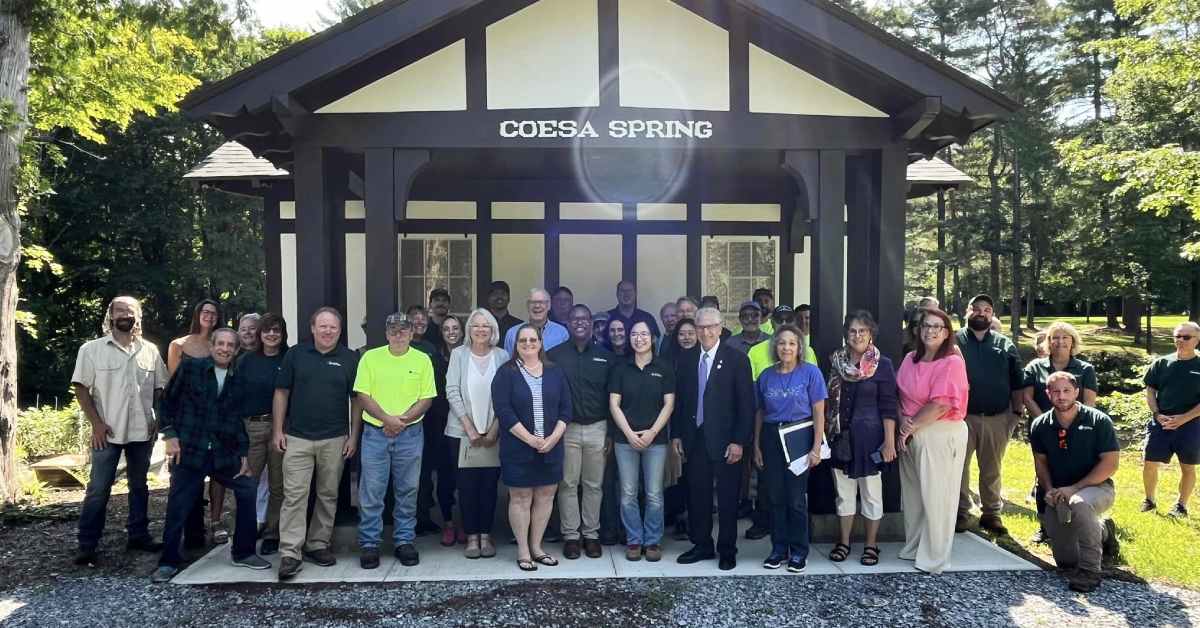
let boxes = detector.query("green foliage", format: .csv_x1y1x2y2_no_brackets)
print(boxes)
1095,390,1152,431
1084,349,1151,393
14,401,88,461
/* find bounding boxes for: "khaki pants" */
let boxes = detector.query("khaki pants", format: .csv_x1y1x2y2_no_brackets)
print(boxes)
558,421,607,540
1040,483,1115,574
279,435,346,560
833,468,884,521
244,418,284,540
959,412,1017,518
900,419,968,574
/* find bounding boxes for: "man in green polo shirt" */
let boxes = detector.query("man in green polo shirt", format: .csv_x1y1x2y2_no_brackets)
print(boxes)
748,306,818,380
956,294,1024,534
273,306,360,580
354,312,436,570
1142,321,1200,518
1031,372,1120,593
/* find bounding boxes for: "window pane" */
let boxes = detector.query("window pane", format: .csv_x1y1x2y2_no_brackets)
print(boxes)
730,242,752,277
752,241,775,277
401,240,423,276
401,278,425,311
731,278,752,307
449,278,472,315
425,240,449,280
450,240,472,277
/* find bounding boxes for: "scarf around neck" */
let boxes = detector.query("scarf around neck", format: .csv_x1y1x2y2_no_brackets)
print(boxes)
825,344,880,438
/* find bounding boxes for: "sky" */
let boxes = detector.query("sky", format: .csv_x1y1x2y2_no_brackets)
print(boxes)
253,0,329,30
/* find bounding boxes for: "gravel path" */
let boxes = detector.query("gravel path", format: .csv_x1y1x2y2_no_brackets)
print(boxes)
2,569,1198,627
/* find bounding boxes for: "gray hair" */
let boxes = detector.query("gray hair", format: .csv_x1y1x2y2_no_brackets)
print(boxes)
696,307,723,326
210,327,239,345
1175,321,1200,335
466,308,501,348
238,313,261,327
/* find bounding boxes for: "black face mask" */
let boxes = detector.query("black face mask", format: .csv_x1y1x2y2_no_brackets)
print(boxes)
113,318,135,333
967,315,990,332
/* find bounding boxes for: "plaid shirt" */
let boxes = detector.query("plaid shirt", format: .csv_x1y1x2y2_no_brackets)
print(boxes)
160,357,248,472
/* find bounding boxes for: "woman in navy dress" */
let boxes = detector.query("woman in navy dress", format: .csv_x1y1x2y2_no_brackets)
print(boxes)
492,324,571,571
825,310,898,567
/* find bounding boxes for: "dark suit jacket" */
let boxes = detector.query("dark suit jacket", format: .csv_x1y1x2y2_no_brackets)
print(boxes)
671,343,755,462
491,362,573,466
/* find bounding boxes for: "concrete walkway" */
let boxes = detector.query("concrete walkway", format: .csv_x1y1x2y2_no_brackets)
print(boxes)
172,523,1037,585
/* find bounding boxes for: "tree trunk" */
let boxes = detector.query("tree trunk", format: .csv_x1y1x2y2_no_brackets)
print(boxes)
988,128,1003,303
0,7,31,503
936,189,946,306
1027,252,1040,331
1009,151,1022,342
1190,267,1200,323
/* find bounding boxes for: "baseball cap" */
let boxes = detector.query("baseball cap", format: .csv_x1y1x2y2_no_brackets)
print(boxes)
385,312,413,331
739,300,762,314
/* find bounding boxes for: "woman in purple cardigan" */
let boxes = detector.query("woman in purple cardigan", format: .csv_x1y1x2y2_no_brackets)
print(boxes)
491,324,572,572
825,310,898,567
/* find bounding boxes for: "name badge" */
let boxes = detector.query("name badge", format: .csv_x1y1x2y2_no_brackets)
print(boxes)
327,361,343,367
650,372,663,378
592,357,608,363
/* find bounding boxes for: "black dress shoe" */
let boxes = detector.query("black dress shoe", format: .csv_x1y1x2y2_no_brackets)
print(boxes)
719,556,736,571
676,547,716,564
127,537,164,553
360,549,380,570
563,540,581,560
744,524,770,540
260,539,279,556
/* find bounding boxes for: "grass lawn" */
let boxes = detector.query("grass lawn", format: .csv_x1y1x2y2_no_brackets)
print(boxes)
972,443,1200,589
995,315,1190,357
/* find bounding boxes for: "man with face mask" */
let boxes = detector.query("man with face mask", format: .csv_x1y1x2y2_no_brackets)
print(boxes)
955,294,1024,535
72,296,170,566
152,329,270,582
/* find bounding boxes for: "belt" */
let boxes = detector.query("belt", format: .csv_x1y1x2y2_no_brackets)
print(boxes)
246,413,272,422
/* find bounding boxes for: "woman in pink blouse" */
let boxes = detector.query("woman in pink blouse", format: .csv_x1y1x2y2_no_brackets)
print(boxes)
895,307,969,574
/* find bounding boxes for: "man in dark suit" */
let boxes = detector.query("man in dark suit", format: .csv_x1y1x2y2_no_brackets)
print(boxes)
671,307,755,570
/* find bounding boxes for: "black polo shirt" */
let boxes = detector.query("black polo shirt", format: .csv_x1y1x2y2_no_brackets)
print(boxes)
275,342,358,440
235,350,285,417
607,358,676,445
607,307,661,339
547,340,615,424
956,328,1023,415
1030,404,1119,489
1023,357,1099,413
1144,353,1200,415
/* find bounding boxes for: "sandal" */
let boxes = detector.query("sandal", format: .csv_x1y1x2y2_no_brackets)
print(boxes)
517,558,537,572
533,554,559,567
861,545,880,566
829,543,850,562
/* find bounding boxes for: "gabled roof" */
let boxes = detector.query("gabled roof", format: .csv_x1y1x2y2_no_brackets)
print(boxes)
182,0,1015,120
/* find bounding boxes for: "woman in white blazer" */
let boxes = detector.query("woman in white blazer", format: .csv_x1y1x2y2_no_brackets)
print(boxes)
445,307,509,559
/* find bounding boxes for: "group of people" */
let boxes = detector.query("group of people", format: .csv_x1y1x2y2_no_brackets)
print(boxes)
68,281,1200,594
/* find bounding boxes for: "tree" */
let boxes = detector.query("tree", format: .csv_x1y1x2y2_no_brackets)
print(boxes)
0,0,246,501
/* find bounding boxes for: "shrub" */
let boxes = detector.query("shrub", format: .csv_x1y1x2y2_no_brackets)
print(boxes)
1082,349,1151,394
1095,391,1152,444
15,401,90,461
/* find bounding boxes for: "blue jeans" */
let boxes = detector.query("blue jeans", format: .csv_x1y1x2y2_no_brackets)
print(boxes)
614,443,668,546
358,423,423,549
78,440,153,549
160,451,258,566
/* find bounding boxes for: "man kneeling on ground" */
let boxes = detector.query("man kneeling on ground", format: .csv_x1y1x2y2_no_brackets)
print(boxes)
153,328,269,582
1030,371,1120,593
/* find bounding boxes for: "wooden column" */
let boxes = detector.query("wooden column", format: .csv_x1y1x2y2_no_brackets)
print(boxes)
263,185,284,317
845,154,879,314
364,148,429,347
877,144,908,362
813,150,846,370
293,145,337,342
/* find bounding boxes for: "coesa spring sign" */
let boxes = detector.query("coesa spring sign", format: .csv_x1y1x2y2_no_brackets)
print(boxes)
499,119,714,140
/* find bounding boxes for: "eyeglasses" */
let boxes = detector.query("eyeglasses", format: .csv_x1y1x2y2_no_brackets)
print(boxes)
517,338,540,344
629,331,652,339
1176,335,1195,341
921,323,946,332
847,329,871,336
1058,428,1068,450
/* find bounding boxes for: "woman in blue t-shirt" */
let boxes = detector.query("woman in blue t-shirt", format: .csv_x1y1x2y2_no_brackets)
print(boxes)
753,324,827,573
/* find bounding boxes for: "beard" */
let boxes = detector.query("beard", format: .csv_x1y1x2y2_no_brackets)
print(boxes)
113,318,135,333
967,316,990,332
